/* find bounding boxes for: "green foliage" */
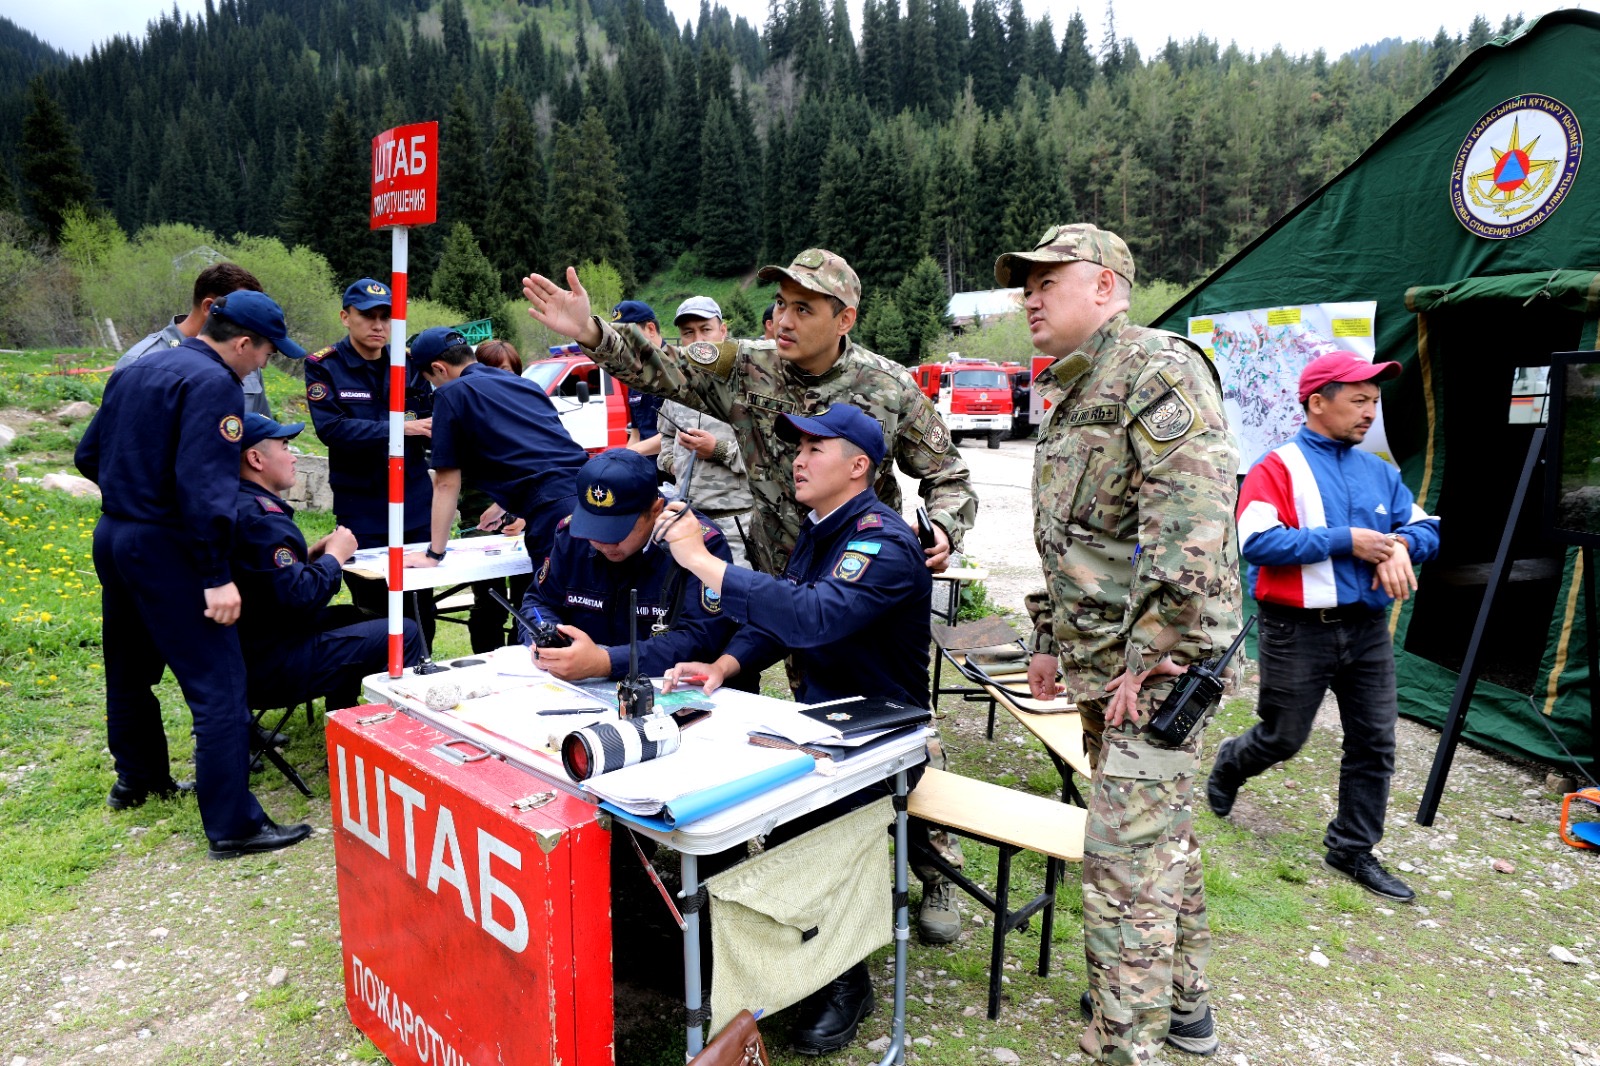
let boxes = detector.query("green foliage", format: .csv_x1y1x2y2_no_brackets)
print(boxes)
722,286,759,340
57,206,125,274
486,87,547,293
547,109,635,293
896,256,951,362
576,260,625,323
431,223,504,336
859,291,910,363
0,214,82,349
696,97,758,277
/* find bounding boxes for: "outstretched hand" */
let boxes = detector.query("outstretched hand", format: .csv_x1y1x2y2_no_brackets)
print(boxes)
522,268,601,346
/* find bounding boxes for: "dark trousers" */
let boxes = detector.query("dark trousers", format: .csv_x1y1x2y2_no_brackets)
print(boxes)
1219,606,1397,856
93,516,267,844
247,606,425,712
346,526,436,647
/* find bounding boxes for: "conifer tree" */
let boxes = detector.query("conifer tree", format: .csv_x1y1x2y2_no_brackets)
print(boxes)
432,222,508,334
279,129,321,251
487,86,547,291
901,0,941,115
896,255,950,362
1060,12,1095,100
442,84,490,242
967,1,1006,113
814,136,865,265
18,78,96,241
313,98,383,285
547,109,635,291
697,97,757,276
861,291,910,363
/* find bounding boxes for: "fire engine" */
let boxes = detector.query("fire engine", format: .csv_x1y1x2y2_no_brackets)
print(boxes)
522,344,631,454
911,355,1015,449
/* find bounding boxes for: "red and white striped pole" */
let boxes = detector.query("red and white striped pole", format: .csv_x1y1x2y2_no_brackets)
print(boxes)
387,225,408,677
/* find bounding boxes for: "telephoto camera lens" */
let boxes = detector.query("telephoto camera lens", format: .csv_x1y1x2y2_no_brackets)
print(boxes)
561,713,682,781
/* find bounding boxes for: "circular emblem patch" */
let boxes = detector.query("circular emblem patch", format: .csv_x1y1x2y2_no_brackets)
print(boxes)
1450,93,1582,240
272,547,296,568
307,382,329,402
587,484,615,508
925,420,949,453
1142,394,1194,442
686,341,719,366
219,415,243,442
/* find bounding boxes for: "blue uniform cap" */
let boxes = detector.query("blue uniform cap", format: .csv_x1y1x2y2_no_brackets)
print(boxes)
611,300,658,325
210,291,307,360
569,449,661,543
240,412,305,450
777,403,887,466
410,327,467,365
343,278,393,311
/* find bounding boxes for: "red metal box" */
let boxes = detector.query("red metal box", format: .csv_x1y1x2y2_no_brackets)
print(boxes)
328,706,613,1065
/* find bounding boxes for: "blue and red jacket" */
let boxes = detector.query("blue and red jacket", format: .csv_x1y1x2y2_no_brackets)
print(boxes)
1236,426,1439,611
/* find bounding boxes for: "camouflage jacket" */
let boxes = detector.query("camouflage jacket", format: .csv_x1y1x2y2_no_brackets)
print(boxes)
655,399,754,517
584,319,978,575
1026,311,1242,703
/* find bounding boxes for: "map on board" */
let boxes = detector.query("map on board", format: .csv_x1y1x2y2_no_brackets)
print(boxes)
1187,301,1391,465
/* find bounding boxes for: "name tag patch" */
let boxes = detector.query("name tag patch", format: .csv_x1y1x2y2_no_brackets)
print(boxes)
746,392,796,415
338,389,373,401
566,593,604,610
1068,404,1119,426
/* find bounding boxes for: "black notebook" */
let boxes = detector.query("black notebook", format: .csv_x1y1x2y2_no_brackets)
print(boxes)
798,697,931,737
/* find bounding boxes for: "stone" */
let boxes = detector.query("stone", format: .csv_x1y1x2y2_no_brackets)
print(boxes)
1549,945,1587,966
1416,919,1441,929
991,1049,1022,1064
1488,808,1524,823
865,1036,892,1053
1492,859,1516,875
1547,774,1578,794
0,425,15,450
40,473,101,499
147,927,168,939
267,966,289,987
1308,951,1330,968
54,401,95,422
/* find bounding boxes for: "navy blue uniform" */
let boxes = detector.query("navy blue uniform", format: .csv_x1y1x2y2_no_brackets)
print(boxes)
430,362,590,561
524,513,737,678
629,390,664,440
75,338,268,845
304,337,433,545
232,482,423,709
721,488,932,707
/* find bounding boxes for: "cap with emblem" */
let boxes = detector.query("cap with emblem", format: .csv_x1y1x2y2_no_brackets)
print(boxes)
674,295,723,325
342,277,393,311
568,449,662,543
776,403,887,466
757,248,861,311
240,412,305,450
611,300,658,325
409,327,468,365
993,223,1136,288
1297,350,1401,403
210,291,307,360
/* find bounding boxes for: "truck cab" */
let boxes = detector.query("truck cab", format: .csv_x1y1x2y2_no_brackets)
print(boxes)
911,354,1015,448
522,345,631,454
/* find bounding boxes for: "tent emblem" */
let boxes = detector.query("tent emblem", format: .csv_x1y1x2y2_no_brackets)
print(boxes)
1450,93,1583,240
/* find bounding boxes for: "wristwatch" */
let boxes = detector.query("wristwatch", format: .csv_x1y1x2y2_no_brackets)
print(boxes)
424,546,446,561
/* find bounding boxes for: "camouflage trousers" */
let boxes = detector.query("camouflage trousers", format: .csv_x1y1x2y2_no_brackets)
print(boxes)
915,731,964,884
1076,691,1211,1065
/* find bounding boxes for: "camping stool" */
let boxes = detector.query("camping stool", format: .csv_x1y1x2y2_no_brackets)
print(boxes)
931,615,1034,734
249,698,317,797
907,767,1086,1019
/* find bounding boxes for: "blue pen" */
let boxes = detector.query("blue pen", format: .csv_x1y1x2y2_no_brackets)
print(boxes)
1132,543,1142,571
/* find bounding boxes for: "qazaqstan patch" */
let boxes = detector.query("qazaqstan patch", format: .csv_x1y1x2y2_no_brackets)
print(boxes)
832,550,872,582
701,586,722,613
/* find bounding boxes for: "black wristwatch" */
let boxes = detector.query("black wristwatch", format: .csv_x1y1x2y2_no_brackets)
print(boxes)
424,546,446,562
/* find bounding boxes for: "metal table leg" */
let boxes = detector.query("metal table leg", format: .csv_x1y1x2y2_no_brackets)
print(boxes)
877,768,909,1066
683,852,704,1058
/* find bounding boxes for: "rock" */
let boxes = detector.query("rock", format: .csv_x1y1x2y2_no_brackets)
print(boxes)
865,1036,891,1053
54,401,94,422
1416,919,1441,929
913,1036,934,1046
147,927,168,939
1488,808,1525,823
1432,1055,1471,1065
1549,945,1588,965
1492,859,1516,875
1308,951,1330,968
2,460,17,478
962,1006,982,1017
46,1010,64,1025
137,1030,151,1040
235,991,248,1003
267,966,289,987
1397,862,1416,873
991,1049,1022,1064
0,425,15,450
40,472,101,498
423,683,461,711
1547,773,1578,794
9,1055,27,1066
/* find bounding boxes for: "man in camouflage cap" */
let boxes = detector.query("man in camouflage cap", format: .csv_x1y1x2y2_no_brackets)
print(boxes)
998,223,1241,1064
522,250,977,948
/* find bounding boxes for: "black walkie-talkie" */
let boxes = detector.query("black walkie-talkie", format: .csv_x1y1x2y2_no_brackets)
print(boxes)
617,589,655,719
1147,616,1258,746
483,586,572,649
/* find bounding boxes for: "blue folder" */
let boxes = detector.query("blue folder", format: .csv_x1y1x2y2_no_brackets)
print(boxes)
597,752,816,832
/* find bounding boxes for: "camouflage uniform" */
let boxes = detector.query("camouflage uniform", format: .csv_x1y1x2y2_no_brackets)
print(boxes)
582,249,975,880
1000,226,1241,1065
655,398,754,567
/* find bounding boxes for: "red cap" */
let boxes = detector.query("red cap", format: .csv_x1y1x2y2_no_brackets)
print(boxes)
1298,351,1401,403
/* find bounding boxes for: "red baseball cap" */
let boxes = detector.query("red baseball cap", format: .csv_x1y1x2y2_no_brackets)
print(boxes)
1298,351,1401,403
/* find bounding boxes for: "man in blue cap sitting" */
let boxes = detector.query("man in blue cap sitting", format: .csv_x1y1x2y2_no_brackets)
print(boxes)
232,413,424,713
520,448,737,681
653,402,956,1056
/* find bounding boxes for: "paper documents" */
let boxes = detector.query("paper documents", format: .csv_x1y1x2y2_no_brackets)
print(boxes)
582,734,814,827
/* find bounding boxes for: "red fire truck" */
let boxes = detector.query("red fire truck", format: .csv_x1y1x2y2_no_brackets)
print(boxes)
522,344,632,454
910,355,1014,449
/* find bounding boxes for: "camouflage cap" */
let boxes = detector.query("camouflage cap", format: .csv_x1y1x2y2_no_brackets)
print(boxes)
757,248,861,310
993,223,1136,287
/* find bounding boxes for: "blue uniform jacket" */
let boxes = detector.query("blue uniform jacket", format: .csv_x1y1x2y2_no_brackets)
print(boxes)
231,481,343,653
304,337,433,536
75,337,244,587
721,488,932,707
523,513,737,679
629,390,663,440
430,363,590,519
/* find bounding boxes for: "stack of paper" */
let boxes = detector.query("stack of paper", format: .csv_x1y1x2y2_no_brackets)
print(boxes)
581,734,815,827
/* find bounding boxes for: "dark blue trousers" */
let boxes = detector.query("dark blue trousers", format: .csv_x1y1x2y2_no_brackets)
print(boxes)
93,517,266,843
1219,606,1398,856
247,607,423,712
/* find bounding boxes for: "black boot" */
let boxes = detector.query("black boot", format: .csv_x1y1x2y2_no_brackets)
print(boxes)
790,961,874,1055
106,778,193,810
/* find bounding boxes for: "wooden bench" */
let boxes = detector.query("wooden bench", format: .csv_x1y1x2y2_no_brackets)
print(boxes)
908,768,1087,1019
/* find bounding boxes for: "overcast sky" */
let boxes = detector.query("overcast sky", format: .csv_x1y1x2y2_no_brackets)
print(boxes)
13,0,1600,61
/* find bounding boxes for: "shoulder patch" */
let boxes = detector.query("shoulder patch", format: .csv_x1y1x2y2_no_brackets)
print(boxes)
686,341,719,365
537,555,551,584
272,546,297,568
684,340,741,381
1138,391,1195,441
306,381,330,402
307,346,333,363
844,540,882,556
700,522,721,543
701,585,723,613
556,514,572,531
855,512,882,531
906,402,950,455
219,414,243,443
254,495,285,514
832,550,873,582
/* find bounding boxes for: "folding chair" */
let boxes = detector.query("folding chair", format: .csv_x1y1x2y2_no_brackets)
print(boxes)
248,697,318,797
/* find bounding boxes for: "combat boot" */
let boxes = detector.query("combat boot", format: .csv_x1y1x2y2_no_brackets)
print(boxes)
1205,736,1242,817
916,878,961,944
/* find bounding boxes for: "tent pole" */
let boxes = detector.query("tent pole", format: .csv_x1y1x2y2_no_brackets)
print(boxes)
1417,428,1545,825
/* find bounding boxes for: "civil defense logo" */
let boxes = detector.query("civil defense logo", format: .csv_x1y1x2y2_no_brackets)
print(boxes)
1450,93,1582,240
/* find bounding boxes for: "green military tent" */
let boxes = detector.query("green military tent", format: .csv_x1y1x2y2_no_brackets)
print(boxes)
1155,10,1600,770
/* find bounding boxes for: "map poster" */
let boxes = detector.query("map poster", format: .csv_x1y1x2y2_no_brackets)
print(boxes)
1188,302,1391,466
